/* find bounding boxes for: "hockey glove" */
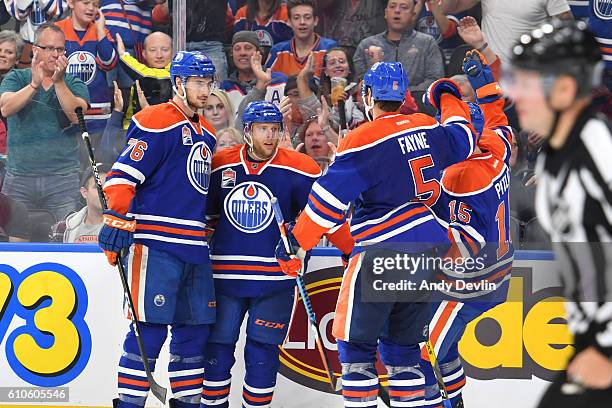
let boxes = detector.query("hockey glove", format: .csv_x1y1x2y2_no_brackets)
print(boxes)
98,210,136,265
275,223,310,277
424,78,463,109
462,50,502,103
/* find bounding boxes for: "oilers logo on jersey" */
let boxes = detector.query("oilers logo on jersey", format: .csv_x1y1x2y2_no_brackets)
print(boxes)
223,182,274,233
187,141,212,194
594,0,612,19
67,51,96,85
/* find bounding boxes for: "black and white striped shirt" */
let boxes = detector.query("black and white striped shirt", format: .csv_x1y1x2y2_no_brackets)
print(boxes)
535,106,612,357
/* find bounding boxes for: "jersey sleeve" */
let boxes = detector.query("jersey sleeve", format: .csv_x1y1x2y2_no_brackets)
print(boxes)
96,29,117,71
265,44,280,70
293,148,379,251
478,97,513,163
429,94,478,169
103,122,167,214
446,202,486,260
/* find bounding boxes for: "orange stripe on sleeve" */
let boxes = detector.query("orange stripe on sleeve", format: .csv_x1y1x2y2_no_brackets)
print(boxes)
309,194,345,221
293,210,331,251
353,206,429,241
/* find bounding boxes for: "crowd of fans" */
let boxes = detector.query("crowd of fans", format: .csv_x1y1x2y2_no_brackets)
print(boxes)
0,0,609,248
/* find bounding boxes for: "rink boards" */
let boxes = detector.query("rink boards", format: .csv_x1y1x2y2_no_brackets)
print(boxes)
0,244,571,408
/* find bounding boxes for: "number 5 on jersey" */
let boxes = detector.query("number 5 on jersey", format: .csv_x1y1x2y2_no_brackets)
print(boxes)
409,155,441,206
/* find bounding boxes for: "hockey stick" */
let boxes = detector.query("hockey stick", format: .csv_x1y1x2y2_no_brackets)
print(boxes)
75,107,167,404
423,332,453,408
271,197,341,392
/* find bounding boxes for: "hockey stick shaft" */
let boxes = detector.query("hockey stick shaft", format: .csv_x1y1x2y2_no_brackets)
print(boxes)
75,108,167,404
424,336,452,408
271,197,340,391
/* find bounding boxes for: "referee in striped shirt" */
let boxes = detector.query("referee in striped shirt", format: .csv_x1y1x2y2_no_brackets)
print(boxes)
510,19,612,407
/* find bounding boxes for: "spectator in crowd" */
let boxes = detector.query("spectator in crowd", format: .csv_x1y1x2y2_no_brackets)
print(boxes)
115,31,172,124
215,127,243,152
295,113,336,172
99,80,125,163
234,0,292,48
49,164,109,243
0,31,24,85
204,89,235,132
413,0,474,62
100,0,155,91
317,0,387,59
0,192,30,242
4,0,67,67
588,0,611,89
0,30,25,159
315,47,364,130
509,129,548,247
0,23,89,222
220,31,287,115
353,0,445,93
152,0,233,81
56,0,117,134
440,0,572,65
265,0,337,78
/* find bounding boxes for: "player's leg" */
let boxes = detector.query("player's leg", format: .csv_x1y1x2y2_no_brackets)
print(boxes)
167,324,210,407
379,300,429,408
201,294,248,408
116,244,183,407
420,301,495,408
333,253,391,408
242,288,295,408
170,261,219,408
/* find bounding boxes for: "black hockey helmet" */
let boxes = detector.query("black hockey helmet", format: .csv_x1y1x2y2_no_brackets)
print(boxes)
511,20,602,95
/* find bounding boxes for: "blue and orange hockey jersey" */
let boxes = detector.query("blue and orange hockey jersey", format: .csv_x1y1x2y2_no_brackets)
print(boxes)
265,35,337,78
100,0,153,50
103,100,217,264
56,18,117,133
292,94,478,252
206,144,321,297
233,3,292,47
437,97,514,299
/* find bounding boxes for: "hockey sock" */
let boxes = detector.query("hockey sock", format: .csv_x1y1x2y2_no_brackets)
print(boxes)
439,344,466,404
168,324,209,407
201,343,236,408
116,323,167,408
242,339,281,408
337,340,379,408
379,340,425,408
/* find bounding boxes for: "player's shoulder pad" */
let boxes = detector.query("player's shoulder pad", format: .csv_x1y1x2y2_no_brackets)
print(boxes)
338,113,437,154
211,145,243,171
132,102,188,132
442,156,504,195
271,148,322,177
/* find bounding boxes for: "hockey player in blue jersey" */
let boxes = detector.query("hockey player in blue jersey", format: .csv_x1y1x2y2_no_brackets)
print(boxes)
98,51,218,408
276,61,480,408
200,101,353,408
420,50,514,408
